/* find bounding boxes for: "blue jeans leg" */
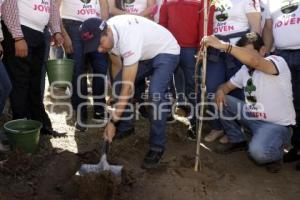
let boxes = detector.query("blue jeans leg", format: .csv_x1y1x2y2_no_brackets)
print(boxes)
113,60,153,132
220,95,291,164
148,54,179,151
0,61,12,114
88,51,108,114
64,22,87,121
178,47,197,125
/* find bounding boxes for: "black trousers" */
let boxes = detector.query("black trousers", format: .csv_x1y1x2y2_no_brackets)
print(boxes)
2,23,52,129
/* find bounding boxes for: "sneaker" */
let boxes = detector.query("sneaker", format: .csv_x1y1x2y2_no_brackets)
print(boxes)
115,127,135,140
283,148,300,163
175,105,190,117
187,126,196,142
214,141,247,154
92,112,106,123
204,129,224,142
219,135,229,144
75,122,87,132
141,149,164,169
266,160,282,173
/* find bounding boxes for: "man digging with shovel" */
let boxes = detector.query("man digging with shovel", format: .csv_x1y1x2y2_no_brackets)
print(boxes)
79,15,180,169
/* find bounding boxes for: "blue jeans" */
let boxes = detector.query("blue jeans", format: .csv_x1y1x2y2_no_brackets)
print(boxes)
0,61,12,114
219,95,292,164
173,47,198,126
274,49,300,151
63,19,108,121
113,53,179,151
206,48,244,130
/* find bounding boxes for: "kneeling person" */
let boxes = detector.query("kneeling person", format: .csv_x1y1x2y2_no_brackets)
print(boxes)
203,32,295,172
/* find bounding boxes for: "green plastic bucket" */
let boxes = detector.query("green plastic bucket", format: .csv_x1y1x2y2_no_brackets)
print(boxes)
46,59,75,88
4,119,42,154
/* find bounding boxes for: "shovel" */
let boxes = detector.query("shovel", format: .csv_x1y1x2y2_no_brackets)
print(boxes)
76,140,123,177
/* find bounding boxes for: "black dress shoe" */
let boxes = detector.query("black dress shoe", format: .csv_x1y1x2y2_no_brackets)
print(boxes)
141,150,164,169
283,148,300,163
214,141,247,154
41,127,67,137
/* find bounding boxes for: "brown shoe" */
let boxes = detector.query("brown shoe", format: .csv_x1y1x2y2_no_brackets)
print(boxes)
219,135,229,144
204,129,224,142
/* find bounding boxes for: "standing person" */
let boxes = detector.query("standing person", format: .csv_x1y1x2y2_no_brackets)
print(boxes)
159,0,214,141
57,0,109,131
204,0,261,144
1,0,66,137
80,15,180,168
204,32,295,172
0,0,11,151
263,0,300,170
0,0,11,118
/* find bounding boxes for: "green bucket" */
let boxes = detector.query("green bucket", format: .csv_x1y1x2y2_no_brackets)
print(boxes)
4,119,42,154
46,59,75,88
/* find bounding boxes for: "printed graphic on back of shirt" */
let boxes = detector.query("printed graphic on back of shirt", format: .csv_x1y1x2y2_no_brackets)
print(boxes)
244,72,267,120
78,0,96,16
274,0,300,29
214,0,232,33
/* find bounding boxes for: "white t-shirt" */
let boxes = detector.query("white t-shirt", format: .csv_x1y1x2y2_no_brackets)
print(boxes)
230,55,296,126
18,0,51,32
108,15,180,66
213,0,260,43
123,0,148,14
61,0,98,22
265,0,300,49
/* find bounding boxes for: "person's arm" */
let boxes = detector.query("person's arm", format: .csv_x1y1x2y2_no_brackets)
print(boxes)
105,62,138,142
2,0,28,57
99,0,109,20
49,0,64,46
262,19,274,53
215,81,237,109
202,35,278,75
138,0,157,19
246,12,261,34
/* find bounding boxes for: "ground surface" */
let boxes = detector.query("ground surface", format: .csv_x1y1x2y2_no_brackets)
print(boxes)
0,87,300,200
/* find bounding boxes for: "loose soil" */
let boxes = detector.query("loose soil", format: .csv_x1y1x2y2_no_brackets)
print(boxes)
0,86,300,200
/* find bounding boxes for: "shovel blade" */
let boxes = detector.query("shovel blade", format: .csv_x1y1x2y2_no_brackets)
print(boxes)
76,154,123,176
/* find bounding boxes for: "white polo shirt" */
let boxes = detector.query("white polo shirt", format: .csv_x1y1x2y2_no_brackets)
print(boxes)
107,15,180,66
18,0,51,32
61,0,98,22
230,55,296,126
265,0,300,49
213,0,260,43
